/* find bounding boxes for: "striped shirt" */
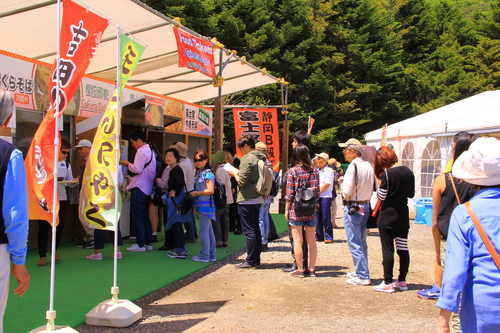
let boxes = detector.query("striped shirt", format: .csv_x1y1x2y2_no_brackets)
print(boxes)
285,166,320,222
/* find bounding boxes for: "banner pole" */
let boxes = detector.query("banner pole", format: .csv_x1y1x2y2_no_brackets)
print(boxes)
85,26,142,328
46,0,62,330
112,25,122,303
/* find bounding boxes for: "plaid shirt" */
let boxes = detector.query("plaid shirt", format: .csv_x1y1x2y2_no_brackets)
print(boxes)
285,166,320,222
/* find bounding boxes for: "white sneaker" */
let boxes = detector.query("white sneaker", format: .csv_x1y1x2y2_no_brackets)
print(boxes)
346,277,371,286
346,271,357,279
373,281,395,293
393,280,408,291
126,244,146,252
145,244,153,251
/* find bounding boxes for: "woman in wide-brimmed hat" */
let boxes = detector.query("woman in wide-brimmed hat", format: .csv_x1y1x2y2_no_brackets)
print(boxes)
437,137,500,333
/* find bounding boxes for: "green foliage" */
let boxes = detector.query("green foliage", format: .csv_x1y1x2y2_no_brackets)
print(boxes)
141,0,496,159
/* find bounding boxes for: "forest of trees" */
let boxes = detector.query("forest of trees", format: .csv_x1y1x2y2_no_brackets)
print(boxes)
142,0,499,156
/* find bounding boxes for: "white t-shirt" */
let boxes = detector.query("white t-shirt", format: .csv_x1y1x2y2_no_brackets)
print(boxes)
57,161,74,201
215,164,234,205
318,165,334,198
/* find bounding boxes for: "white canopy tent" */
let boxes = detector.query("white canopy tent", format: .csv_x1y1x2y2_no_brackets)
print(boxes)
365,90,500,197
0,0,280,103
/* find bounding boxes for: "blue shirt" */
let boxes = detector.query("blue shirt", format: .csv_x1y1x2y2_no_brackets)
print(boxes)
194,169,216,220
437,188,500,332
3,149,29,265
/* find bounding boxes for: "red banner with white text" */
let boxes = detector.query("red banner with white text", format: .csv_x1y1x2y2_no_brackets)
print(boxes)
49,0,109,115
174,28,215,78
233,108,280,172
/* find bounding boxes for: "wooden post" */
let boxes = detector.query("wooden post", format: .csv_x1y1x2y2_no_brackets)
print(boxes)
279,119,289,214
214,96,224,152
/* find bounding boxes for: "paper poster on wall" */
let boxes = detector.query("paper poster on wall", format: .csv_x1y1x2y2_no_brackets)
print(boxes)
183,104,212,135
233,108,280,172
145,95,164,127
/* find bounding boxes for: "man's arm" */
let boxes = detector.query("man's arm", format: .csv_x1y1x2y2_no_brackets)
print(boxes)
3,149,30,296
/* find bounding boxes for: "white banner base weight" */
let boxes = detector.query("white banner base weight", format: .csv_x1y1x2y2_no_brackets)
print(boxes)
29,326,79,332
86,299,142,327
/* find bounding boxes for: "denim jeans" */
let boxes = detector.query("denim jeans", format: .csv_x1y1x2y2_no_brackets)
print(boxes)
184,208,198,242
259,197,272,245
316,197,333,241
343,203,370,279
197,213,216,260
130,187,152,247
239,203,262,266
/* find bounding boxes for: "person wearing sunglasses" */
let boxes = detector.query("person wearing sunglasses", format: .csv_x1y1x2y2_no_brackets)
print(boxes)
190,150,216,263
37,138,77,266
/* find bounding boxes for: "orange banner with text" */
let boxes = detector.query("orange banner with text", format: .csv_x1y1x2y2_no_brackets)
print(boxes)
233,108,280,172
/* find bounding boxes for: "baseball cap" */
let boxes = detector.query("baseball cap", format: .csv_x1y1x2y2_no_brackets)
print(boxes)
315,152,329,161
255,141,267,152
338,138,363,154
210,150,227,164
74,139,92,148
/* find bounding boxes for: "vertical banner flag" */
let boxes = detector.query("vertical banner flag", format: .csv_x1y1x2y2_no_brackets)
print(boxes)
25,0,109,223
307,117,315,135
79,34,145,230
233,108,280,172
381,123,387,147
174,28,215,78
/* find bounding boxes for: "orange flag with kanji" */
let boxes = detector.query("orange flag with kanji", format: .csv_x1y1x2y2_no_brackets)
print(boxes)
25,0,109,223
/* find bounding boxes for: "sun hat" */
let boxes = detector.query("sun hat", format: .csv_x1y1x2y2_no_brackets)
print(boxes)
210,150,227,164
452,137,500,186
74,139,92,148
315,152,329,161
255,141,267,152
328,158,341,168
338,138,363,154
170,142,188,158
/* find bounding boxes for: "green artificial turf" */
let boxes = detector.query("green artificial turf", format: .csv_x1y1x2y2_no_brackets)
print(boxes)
5,214,286,333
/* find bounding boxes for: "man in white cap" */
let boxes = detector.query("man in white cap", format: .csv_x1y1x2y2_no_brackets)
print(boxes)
437,137,500,332
339,138,375,286
74,138,94,248
170,141,197,242
314,152,335,243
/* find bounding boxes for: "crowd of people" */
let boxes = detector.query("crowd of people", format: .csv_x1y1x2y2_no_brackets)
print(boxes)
1,83,499,332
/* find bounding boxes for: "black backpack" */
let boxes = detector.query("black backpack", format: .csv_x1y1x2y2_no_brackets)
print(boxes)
269,170,280,197
212,177,227,209
294,177,316,216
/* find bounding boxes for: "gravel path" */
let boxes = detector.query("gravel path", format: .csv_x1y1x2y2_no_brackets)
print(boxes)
76,204,439,333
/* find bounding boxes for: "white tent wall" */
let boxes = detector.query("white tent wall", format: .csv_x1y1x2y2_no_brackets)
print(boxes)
365,90,500,198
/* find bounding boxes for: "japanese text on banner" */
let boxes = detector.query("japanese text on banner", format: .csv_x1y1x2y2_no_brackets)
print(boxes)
25,0,109,223
79,34,145,230
233,108,280,172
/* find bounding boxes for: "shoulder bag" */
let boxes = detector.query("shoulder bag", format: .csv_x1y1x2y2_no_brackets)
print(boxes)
465,201,500,271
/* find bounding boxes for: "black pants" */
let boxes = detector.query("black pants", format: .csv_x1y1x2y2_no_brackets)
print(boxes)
238,203,262,266
38,201,66,257
379,224,410,283
229,202,241,232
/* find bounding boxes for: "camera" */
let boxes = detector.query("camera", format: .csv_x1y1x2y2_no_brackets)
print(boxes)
348,203,360,215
